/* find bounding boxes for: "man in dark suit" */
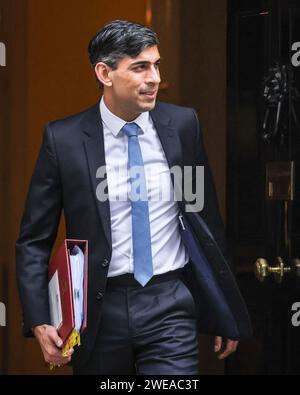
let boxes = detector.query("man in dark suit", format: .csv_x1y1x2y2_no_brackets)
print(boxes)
16,20,252,374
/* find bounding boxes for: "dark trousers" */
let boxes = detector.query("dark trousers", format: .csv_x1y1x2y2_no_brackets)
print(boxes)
75,270,199,375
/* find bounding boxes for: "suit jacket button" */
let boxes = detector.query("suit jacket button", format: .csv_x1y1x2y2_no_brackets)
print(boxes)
96,291,103,301
101,259,109,268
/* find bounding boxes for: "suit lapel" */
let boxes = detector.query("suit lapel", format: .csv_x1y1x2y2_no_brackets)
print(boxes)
150,106,183,171
82,103,112,250
150,106,184,209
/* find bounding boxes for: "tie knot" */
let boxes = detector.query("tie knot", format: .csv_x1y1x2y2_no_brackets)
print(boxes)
122,122,140,138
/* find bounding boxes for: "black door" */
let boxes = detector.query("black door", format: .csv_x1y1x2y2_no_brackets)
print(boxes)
227,0,300,374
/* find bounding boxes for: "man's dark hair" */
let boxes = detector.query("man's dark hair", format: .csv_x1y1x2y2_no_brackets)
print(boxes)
88,20,159,70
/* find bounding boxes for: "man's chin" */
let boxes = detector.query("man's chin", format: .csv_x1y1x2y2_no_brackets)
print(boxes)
138,99,157,112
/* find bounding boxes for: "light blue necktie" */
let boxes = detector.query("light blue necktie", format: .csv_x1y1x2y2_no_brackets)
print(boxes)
122,122,153,286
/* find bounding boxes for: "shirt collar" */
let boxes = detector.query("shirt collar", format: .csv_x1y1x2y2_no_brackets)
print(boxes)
100,97,150,137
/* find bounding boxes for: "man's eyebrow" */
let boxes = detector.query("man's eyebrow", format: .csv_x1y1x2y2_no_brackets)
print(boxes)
129,58,161,67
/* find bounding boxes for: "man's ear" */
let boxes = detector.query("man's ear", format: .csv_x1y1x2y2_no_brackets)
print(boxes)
94,62,113,87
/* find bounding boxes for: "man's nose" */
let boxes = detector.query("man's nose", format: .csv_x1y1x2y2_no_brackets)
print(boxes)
146,66,161,84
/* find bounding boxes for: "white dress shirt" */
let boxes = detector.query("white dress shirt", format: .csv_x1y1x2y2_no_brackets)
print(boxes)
100,97,189,277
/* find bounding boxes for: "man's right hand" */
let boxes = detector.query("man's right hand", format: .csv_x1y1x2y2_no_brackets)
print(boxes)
32,324,73,366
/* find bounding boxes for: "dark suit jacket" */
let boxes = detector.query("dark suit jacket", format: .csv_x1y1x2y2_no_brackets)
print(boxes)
16,101,252,368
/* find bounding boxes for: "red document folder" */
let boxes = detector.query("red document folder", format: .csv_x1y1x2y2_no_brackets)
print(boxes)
48,239,88,346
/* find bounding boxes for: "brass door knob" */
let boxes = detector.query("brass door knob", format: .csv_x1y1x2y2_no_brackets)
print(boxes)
254,257,291,283
254,258,269,282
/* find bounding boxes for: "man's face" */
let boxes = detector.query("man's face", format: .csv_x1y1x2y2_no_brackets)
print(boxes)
105,45,161,121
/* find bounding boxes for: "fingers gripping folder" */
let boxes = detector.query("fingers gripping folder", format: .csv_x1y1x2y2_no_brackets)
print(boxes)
48,239,88,369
